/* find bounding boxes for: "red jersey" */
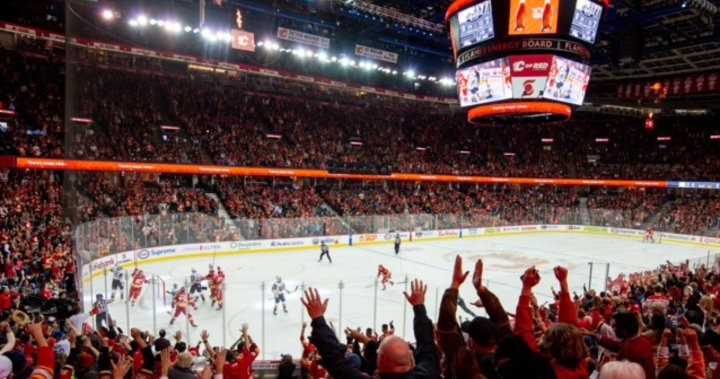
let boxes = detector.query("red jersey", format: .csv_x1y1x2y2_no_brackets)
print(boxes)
131,273,147,288
378,266,389,276
173,290,195,309
300,336,316,369
212,271,225,287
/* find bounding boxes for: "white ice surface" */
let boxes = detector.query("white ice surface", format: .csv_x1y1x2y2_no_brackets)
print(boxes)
83,233,715,359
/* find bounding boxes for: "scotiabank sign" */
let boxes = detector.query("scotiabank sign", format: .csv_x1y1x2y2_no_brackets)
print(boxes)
231,29,255,52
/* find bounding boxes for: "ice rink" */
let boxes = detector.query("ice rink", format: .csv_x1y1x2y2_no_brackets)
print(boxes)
84,232,715,359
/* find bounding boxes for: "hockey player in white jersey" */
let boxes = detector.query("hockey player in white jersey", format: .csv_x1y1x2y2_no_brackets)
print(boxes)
189,268,206,303
110,263,124,300
272,276,291,316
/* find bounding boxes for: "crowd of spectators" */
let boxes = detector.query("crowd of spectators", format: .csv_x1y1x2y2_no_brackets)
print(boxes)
2,43,720,184
1,248,714,379
587,189,666,229
658,192,720,235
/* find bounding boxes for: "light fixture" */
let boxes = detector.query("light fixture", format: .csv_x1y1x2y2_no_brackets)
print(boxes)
101,9,114,20
136,15,148,26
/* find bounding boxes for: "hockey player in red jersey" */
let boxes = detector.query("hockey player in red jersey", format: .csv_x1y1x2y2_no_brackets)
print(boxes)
377,265,394,290
128,269,148,307
644,227,655,243
170,287,198,327
211,266,226,310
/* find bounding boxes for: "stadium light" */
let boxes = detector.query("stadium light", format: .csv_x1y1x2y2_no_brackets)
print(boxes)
710,135,720,139
193,28,200,33
136,15,148,26
101,9,115,20
128,19,138,27
541,138,554,143
256,41,264,47
149,18,158,26
331,56,338,62
157,20,166,27
596,138,609,143
657,136,672,141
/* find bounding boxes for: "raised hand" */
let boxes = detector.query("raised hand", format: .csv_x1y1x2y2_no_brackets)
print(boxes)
111,354,133,379
174,330,182,342
553,266,568,282
451,255,469,290
403,279,427,306
200,330,210,342
301,287,329,319
521,267,541,289
472,259,484,293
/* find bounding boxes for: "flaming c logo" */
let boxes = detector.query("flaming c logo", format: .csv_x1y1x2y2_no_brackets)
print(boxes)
522,79,535,96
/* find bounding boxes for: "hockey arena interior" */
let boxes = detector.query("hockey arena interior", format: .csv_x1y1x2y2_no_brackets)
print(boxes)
1,0,720,378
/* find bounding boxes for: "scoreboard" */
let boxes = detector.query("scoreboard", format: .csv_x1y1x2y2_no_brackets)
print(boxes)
446,0,609,124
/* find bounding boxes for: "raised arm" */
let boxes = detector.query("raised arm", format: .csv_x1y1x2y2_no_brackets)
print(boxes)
437,256,482,378
514,267,541,351
404,279,439,379
554,266,577,325
473,259,511,338
302,288,369,379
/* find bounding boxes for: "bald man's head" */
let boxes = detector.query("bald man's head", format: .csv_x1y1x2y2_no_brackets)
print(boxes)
176,352,194,369
377,336,415,374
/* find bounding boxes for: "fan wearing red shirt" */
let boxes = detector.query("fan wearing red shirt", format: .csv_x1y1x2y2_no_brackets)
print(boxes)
226,323,259,379
299,322,316,379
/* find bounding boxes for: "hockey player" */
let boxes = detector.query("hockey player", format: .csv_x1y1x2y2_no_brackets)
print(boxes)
272,276,291,316
110,263,124,300
210,266,225,310
169,286,198,327
189,268,206,303
394,233,401,255
318,241,331,263
128,269,148,307
644,227,655,243
377,265,394,290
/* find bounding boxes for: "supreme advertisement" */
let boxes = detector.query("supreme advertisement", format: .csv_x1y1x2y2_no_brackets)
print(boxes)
509,55,552,98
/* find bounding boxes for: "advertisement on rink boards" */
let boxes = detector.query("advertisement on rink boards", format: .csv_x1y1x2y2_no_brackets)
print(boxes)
83,225,719,278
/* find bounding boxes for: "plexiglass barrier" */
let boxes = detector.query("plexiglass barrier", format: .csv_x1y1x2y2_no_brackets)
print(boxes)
76,211,720,359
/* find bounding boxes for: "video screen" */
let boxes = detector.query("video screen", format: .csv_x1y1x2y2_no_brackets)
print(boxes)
456,58,512,107
543,56,591,105
509,0,559,35
509,55,554,99
570,0,603,43
457,1,495,48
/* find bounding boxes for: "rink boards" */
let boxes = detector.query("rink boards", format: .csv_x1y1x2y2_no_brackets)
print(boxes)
81,224,720,281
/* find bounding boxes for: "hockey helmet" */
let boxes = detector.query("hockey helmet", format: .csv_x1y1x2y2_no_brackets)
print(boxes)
276,276,282,282
191,268,197,273
96,293,103,299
